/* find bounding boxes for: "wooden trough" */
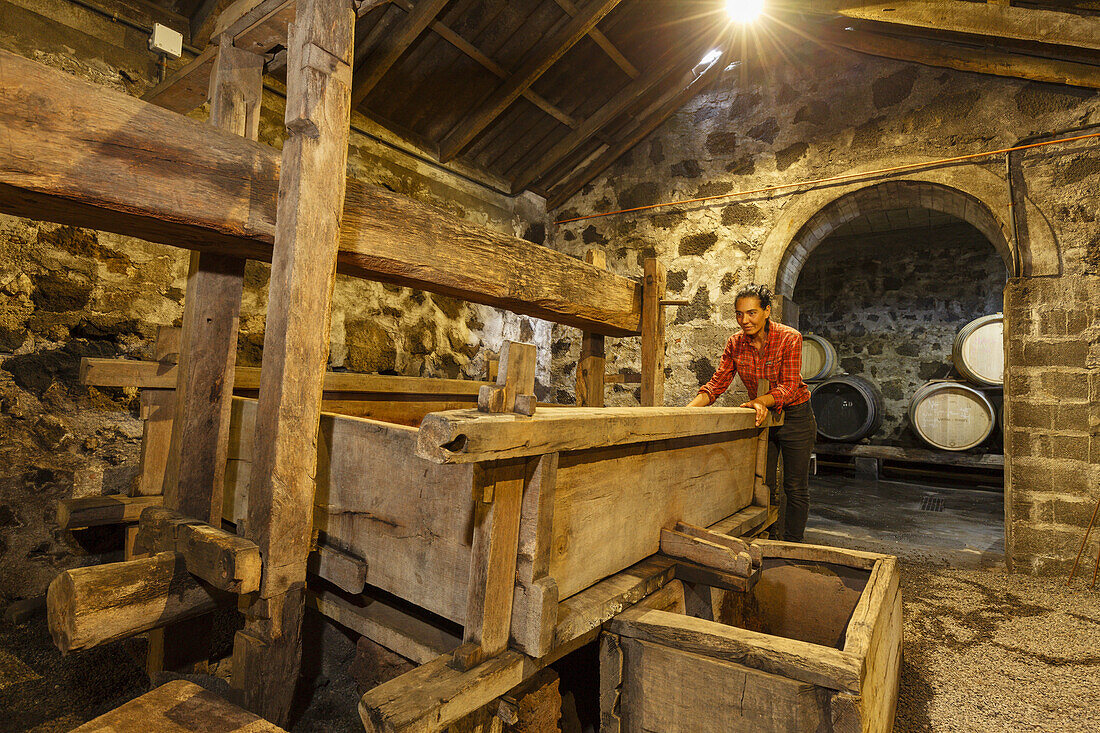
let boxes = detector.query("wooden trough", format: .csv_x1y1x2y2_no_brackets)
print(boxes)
601,542,902,732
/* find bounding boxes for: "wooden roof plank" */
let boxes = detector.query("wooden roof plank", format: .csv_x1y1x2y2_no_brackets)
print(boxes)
350,0,451,107
437,0,624,162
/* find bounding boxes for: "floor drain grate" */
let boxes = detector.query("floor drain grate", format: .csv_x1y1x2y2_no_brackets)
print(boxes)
920,496,946,512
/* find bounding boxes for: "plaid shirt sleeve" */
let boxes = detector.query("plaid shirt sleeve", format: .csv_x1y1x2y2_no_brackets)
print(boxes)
766,330,803,410
698,336,738,402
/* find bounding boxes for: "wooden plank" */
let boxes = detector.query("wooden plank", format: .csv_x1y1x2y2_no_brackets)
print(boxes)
307,543,367,594
438,0,623,162
141,46,218,114
804,0,1100,52
619,637,831,732
545,57,724,210
754,421,771,507
598,632,624,733
610,606,862,693
307,588,460,664
576,250,606,407
552,556,676,650
0,50,643,336
227,398,476,624
416,405,764,464
754,540,890,572
659,528,752,577
73,679,288,733
823,26,1100,90
551,435,758,600
46,552,224,654
510,454,559,657
478,340,537,415
634,579,686,614
232,0,356,723
81,358,488,394
855,560,903,732
360,650,533,733
674,520,761,566
192,0,243,48
640,258,666,406
456,459,527,669
350,0,450,107
57,495,163,529
707,504,773,539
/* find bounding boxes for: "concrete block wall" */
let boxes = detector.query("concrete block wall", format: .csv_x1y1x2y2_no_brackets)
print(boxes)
1004,276,1100,574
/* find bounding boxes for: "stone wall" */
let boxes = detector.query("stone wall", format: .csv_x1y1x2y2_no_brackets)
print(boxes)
0,0,549,602
794,221,1008,446
548,33,1100,573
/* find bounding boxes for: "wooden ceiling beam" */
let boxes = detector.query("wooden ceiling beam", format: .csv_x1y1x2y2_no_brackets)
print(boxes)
350,0,450,108
822,26,1100,90
546,58,725,211
390,0,578,128
799,1,1100,52
190,0,240,48
438,0,623,163
510,43,704,194
550,0,638,79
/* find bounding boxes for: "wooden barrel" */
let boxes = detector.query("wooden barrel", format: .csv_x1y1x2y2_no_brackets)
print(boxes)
952,314,1003,387
908,380,996,451
801,334,838,382
810,375,884,442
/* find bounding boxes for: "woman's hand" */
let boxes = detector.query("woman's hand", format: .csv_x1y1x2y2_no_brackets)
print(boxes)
740,399,769,426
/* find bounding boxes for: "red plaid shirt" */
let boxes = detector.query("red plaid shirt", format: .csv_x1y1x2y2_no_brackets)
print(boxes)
698,321,811,412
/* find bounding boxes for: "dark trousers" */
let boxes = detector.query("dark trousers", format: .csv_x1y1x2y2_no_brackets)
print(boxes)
765,400,817,542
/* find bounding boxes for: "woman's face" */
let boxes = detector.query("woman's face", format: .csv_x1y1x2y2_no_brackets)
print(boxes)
735,296,771,338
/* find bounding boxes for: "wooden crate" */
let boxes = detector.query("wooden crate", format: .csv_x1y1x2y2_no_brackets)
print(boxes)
222,397,769,658
601,542,902,732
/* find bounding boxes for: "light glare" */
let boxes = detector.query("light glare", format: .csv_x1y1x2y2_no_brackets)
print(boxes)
699,49,722,66
725,0,764,23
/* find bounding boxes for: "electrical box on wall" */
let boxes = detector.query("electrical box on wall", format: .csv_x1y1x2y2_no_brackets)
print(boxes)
148,23,183,60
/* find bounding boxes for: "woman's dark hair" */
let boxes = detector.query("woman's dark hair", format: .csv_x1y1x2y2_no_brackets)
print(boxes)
734,283,773,309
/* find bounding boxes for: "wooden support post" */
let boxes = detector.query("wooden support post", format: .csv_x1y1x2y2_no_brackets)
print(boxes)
151,37,265,681
478,340,537,415
640,258,666,407
576,250,607,407
231,0,355,723
452,459,527,671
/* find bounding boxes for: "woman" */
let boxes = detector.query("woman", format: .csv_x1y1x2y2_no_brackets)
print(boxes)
687,284,816,543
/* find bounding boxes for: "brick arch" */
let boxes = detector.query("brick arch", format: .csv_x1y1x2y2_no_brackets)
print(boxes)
754,169,1061,306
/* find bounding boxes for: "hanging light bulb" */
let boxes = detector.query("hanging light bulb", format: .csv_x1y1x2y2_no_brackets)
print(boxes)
725,0,765,23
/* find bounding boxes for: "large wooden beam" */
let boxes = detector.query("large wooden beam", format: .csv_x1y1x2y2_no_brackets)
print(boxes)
349,0,450,107
801,0,1100,52
438,0,623,162
0,49,642,336
46,552,225,654
416,406,764,464
231,0,356,722
576,250,606,407
551,0,638,79
822,26,1100,90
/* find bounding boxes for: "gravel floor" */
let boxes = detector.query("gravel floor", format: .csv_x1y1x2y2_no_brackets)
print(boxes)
3,561,1099,731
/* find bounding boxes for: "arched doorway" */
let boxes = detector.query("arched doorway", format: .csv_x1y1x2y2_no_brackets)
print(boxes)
759,179,1028,564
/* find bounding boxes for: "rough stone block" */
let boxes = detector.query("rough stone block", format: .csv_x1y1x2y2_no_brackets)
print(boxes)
1025,340,1089,369
1010,401,1052,430
1009,495,1051,524
1040,371,1090,401
1008,462,1051,493
1004,371,1032,399
1048,462,1091,494
1007,429,1035,457
1049,434,1091,461
1012,553,1076,578
1049,496,1100,528
1066,310,1089,336
1038,310,1067,336
1010,522,1081,558
1054,403,1091,430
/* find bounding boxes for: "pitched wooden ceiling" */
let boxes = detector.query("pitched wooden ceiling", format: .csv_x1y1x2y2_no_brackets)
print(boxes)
144,0,1099,210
